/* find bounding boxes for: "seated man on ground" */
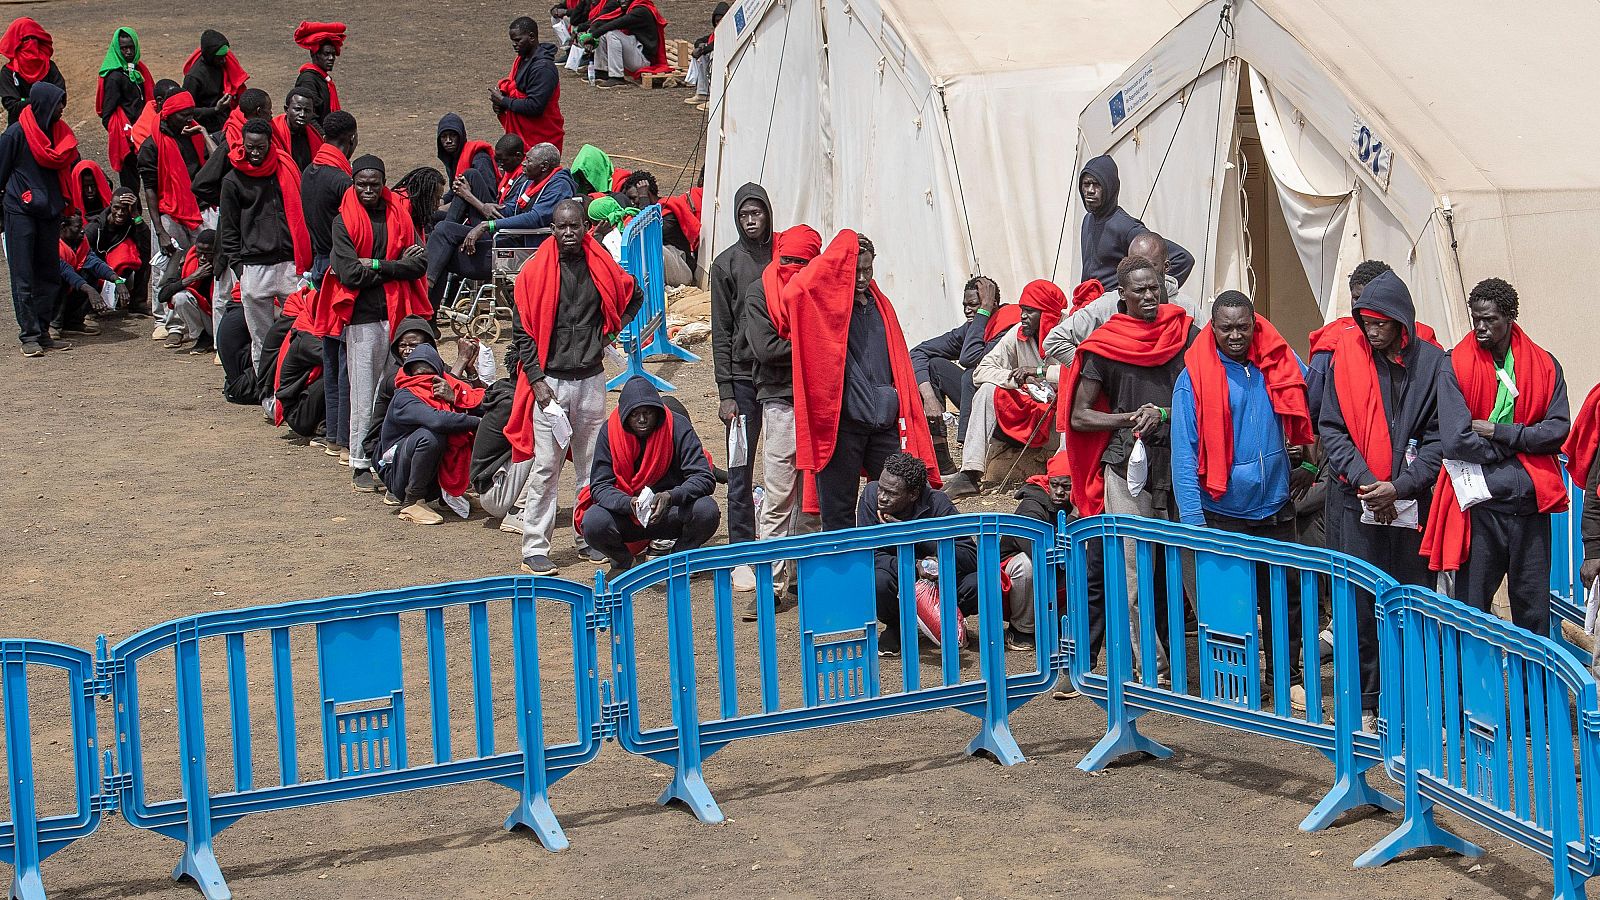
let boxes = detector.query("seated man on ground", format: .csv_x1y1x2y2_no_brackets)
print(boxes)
444,133,524,225
157,227,217,353
863,453,979,657
912,276,1008,473
53,209,127,340
85,188,151,316
996,452,1077,652
377,343,485,525
579,376,720,575
356,315,440,474
619,170,697,285
266,287,327,438
581,0,669,90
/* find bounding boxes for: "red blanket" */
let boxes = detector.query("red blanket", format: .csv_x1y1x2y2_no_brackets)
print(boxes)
1566,382,1600,489
573,407,674,552
271,113,324,162
993,280,1067,446
453,140,494,180
1,18,51,83
310,142,352,176
394,369,485,495
1308,315,1439,356
149,93,205,228
298,61,340,113
497,56,564,152
591,0,671,74
18,102,77,203
660,193,701,252
308,187,429,337
763,225,821,338
69,160,110,216
182,46,249,96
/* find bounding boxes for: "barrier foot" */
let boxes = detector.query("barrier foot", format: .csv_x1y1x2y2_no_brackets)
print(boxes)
643,339,700,364
965,720,1025,766
10,868,44,900
173,844,231,900
607,368,675,393
1354,804,1482,868
658,767,724,824
1076,718,1172,772
1300,771,1401,831
505,794,570,852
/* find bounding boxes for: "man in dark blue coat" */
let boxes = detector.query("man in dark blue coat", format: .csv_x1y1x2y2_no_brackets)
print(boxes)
0,81,73,356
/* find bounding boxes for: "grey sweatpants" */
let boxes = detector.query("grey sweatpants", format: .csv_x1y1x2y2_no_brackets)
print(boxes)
345,320,390,470
596,31,648,76
169,289,209,340
481,458,534,519
759,399,804,587
240,261,300,367
519,373,608,559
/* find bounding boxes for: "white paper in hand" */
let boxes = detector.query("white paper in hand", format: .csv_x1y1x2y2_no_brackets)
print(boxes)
442,493,471,519
727,414,749,468
476,342,499,384
1360,498,1420,528
634,486,656,527
545,401,572,449
1126,436,1149,498
1442,458,1493,510
1585,576,1600,637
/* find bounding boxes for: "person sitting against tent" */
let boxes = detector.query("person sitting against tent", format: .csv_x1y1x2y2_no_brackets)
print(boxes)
1076,155,1194,291
266,287,327,438
1170,291,1317,709
376,343,484,525
620,170,698,284
0,82,77,358
944,280,1067,498
137,90,212,310
1424,277,1570,637
493,17,564,154
684,3,729,108
996,452,1077,653
913,276,1010,473
581,0,669,90
51,209,122,340
1062,254,1197,672
0,18,64,128
96,27,152,190
784,230,943,530
218,118,311,364
157,228,217,353
86,187,150,316
182,30,248,132
862,452,978,657
274,89,324,171
1305,260,1441,422
292,21,344,123
1317,270,1445,728
507,199,644,574
1043,231,1202,367
578,376,719,574
436,113,496,211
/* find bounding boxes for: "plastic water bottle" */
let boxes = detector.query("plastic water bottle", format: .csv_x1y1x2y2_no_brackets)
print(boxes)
752,485,765,513
919,557,939,579
1404,438,1419,469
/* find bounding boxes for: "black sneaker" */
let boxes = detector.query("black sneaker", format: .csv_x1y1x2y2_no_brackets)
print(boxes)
877,632,901,657
190,338,215,355
942,471,981,499
522,555,558,576
1004,627,1035,652
351,469,379,492
578,545,607,563
20,342,44,358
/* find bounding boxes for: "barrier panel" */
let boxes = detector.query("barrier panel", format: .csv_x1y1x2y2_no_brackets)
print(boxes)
605,513,1062,823
1550,470,1586,647
1362,583,1600,898
608,204,699,393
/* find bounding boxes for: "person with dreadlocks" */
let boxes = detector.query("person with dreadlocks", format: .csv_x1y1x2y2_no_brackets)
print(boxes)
96,27,153,190
0,18,64,128
0,82,77,356
182,30,249,132
292,21,345,123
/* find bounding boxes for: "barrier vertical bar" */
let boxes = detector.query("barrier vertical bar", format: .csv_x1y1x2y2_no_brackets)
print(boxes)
172,624,229,899
755,564,779,714
1079,527,1172,770
1164,545,1187,696
470,601,495,756
425,607,451,763
936,539,960,686
713,568,739,720
1299,570,1322,725
658,560,723,823
224,633,252,792
897,546,919,692
3,647,43,900
1269,565,1290,718
270,627,297,785
965,528,1024,765
504,578,567,850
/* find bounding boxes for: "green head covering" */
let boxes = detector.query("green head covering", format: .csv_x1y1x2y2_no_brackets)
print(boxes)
571,144,614,195
587,196,638,229
98,27,144,83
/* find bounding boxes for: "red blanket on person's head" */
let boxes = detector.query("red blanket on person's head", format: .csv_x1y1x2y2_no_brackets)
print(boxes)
497,56,564,152
18,102,77,203
183,46,248,96
393,368,485,496
1421,326,1569,572
271,113,323,163
763,224,822,338
504,234,635,463
591,0,671,74
1070,279,1106,314
69,160,110,217
659,193,701,252
150,92,205,228
231,148,311,273
1183,314,1313,500
1,18,51,84
307,186,429,338
992,281,1069,446
780,229,941,513
1566,382,1600,490
1058,303,1192,516
572,406,675,553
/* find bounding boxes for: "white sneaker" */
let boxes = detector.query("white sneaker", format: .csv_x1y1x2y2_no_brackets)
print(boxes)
398,502,444,525
731,564,757,593
1289,683,1307,713
1361,712,1380,734
151,323,168,340
500,514,526,534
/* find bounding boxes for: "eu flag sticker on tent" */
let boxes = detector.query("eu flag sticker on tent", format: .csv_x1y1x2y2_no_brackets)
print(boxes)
1110,91,1127,127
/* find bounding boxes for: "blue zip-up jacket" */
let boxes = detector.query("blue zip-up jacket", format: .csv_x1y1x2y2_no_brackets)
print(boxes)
909,314,993,383
1170,349,1304,525
488,168,577,232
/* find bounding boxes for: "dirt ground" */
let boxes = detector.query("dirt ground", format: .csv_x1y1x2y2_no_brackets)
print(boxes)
0,1,1553,897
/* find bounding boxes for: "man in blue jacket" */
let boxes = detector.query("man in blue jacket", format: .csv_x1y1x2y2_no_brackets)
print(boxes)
912,276,1006,472
0,81,74,356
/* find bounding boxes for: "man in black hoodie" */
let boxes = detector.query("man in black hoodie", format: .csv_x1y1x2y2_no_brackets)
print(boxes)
1318,270,1446,725
1077,154,1194,290
581,377,720,575
358,315,439,469
218,118,301,366
377,343,483,526
709,182,773,584
0,82,72,356
996,457,1076,652
436,113,496,211
303,109,358,454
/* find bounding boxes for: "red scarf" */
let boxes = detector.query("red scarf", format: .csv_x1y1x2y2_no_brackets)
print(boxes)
1309,315,1440,356
18,103,77,203
660,193,701,252
231,148,311,273
271,113,324,162
1059,303,1192,516
763,225,821,338
507,166,558,210
1326,324,1397,481
271,305,323,428
453,140,494,180
150,93,205,228
310,142,352,176
497,55,565,153
298,61,340,113
1024,453,1073,496
58,235,87,270
0,18,50,84
309,187,430,337
180,244,214,314
981,304,1021,342
128,100,157,153
69,160,111,217
394,369,485,495
591,0,671,73
782,230,940,513
1566,382,1600,490
1184,314,1313,500
1421,326,1569,571
573,408,675,551
96,60,154,169
992,281,1067,447
183,46,249,96
505,235,634,462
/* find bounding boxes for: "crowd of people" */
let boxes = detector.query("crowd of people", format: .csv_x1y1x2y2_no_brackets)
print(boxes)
5,9,1600,708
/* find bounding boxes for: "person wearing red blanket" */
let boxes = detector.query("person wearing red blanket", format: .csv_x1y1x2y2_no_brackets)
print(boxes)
1061,255,1196,673
1170,291,1317,706
506,199,644,575
300,110,359,455
274,90,324,171
946,279,1068,498
782,230,942,531
219,118,311,365
579,377,719,575
182,30,248,132
1305,260,1441,423
51,208,122,340
136,90,212,300
157,228,217,353
1423,278,1570,636
435,113,496,214
314,154,431,491
86,188,150,317
621,170,697,284
0,82,77,356
0,18,64,128
910,276,1011,473
493,18,564,154
995,452,1077,653
376,343,484,526
1042,232,1202,368
292,21,344,123
584,0,670,89
96,28,152,190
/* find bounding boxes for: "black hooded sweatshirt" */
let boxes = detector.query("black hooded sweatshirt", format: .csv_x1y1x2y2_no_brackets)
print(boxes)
1078,154,1195,290
182,30,233,132
589,378,717,515
744,279,791,403
856,480,977,575
998,481,1076,558
0,82,66,217
469,378,518,494
708,182,773,399
361,315,442,462
437,113,496,211
501,44,560,120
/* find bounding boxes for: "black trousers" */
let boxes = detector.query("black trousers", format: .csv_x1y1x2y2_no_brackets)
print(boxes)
1326,487,1431,710
381,428,448,503
724,379,763,543
874,553,979,651
52,281,91,331
1205,505,1304,681
926,356,976,436
581,495,722,567
816,420,900,531
425,221,492,308
5,211,61,345
1454,506,1552,637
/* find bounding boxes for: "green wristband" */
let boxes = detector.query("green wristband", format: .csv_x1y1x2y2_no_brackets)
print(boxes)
1159,406,1169,422
1299,461,1320,476
487,221,497,232
975,307,991,317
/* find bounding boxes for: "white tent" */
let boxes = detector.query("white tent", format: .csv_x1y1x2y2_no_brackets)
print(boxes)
700,0,1193,342
1074,0,1600,387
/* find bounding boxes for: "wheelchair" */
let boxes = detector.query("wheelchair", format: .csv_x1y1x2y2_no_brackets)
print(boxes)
438,227,548,344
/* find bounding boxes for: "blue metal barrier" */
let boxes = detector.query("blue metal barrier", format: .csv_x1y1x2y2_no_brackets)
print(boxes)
605,513,1062,824
1550,470,1586,646
1361,583,1599,898
608,204,699,393
1060,514,1401,831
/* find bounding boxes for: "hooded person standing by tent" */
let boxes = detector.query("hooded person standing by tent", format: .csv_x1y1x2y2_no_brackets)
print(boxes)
492,17,564,154
1077,155,1194,291
1317,270,1446,725
1303,260,1443,422
183,30,249,132
218,118,310,365
506,198,643,575
0,82,78,357
0,18,64,129
1423,277,1570,636
709,182,773,584
292,21,344,123
783,230,942,531
96,27,153,191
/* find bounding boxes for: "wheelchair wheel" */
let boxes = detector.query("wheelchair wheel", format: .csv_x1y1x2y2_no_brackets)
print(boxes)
469,313,502,343
446,313,469,338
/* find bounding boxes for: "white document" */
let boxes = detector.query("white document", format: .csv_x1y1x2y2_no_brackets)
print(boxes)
634,486,656,527
1126,436,1148,498
544,401,572,449
1442,458,1493,510
442,493,471,519
1584,576,1600,637
727,414,749,468
475,342,499,385
1361,498,1419,529
100,281,120,311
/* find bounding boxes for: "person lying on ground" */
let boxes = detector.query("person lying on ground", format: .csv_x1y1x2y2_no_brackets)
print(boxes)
377,343,485,525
